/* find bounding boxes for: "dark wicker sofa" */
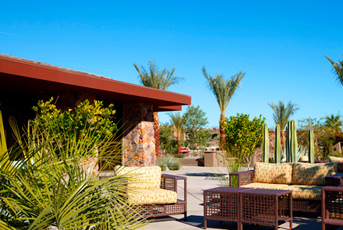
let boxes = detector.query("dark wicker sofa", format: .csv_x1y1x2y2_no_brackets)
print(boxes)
229,162,341,214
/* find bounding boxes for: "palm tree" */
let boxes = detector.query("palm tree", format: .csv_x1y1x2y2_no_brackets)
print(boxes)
325,114,342,132
169,112,185,154
134,61,182,158
326,56,343,87
202,66,245,147
269,101,299,147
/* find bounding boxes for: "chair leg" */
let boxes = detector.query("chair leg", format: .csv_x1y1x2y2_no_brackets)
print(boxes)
184,212,187,221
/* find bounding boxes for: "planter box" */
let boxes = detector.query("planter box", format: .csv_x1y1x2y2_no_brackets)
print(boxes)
204,151,227,167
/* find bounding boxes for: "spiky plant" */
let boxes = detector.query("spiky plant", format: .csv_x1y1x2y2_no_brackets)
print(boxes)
269,101,298,148
202,66,245,148
326,55,343,87
0,112,147,230
134,61,183,158
169,112,185,154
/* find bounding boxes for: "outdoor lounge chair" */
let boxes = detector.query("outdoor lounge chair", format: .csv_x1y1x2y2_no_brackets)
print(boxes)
115,166,187,220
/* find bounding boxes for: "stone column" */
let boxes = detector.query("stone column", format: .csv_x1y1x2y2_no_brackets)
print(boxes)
122,102,156,166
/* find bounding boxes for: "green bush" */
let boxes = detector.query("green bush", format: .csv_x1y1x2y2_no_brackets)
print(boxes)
0,102,147,229
223,113,265,163
157,154,181,171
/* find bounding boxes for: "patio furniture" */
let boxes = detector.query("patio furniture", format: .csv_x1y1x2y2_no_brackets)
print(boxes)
322,186,343,230
115,166,187,220
239,188,292,230
229,162,339,213
203,187,292,230
203,187,249,229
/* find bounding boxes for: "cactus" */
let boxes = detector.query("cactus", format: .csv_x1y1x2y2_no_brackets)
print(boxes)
285,120,298,163
285,121,290,162
291,120,297,162
274,124,281,164
262,123,269,163
309,129,315,163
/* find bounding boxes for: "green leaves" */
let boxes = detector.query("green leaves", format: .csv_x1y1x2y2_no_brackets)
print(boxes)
0,103,146,229
269,101,298,130
0,111,10,169
326,55,343,87
134,61,182,90
183,105,211,150
223,113,265,162
202,66,245,114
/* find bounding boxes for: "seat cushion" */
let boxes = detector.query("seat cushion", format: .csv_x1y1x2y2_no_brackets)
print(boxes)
253,162,293,184
241,183,322,200
329,156,343,163
292,162,337,186
242,182,290,190
288,185,322,200
127,188,177,205
115,166,161,189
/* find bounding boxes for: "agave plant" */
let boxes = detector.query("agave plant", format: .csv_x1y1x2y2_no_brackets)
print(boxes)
0,111,147,230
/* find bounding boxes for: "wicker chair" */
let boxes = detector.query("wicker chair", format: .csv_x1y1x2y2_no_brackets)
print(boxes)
115,166,187,220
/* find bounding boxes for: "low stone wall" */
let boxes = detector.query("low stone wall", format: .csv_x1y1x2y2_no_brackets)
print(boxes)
175,157,201,166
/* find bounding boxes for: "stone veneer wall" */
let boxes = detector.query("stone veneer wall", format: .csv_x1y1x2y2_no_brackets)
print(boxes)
122,102,156,166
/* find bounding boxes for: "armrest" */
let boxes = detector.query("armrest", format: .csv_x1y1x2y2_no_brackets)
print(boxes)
325,174,343,187
229,170,254,187
161,174,187,202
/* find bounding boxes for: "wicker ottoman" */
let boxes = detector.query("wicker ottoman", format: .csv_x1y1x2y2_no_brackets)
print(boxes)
239,189,293,230
322,186,343,230
204,187,250,229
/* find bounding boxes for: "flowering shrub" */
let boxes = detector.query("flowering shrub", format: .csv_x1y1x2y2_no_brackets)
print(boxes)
32,98,117,139
223,113,265,163
30,98,117,157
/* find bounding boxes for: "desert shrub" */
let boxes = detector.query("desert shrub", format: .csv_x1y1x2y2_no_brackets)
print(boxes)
157,154,181,171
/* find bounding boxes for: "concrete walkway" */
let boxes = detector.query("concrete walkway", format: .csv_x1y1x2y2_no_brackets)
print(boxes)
140,166,339,230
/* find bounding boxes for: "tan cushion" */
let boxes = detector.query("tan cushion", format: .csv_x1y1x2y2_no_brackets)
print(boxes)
292,162,337,185
242,182,290,190
242,183,322,200
299,156,309,162
127,188,177,205
329,156,343,163
288,185,322,200
115,166,161,189
253,162,293,184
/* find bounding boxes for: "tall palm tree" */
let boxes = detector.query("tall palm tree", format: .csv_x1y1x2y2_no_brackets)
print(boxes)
202,66,245,147
169,112,185,154
326,56,343,87
325,114,342,132
134,61,182,158
269,101,298,147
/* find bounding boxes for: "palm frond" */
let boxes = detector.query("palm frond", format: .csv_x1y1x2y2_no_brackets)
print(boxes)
326,55,343,87
269,101,299,130
134,61,182,90
0,118,147,229
202,66,245,113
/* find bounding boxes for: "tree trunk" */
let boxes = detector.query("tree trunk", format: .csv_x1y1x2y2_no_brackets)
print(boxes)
281,130,286,149
153,112,161,158
219,113,226,149
177,131,181,154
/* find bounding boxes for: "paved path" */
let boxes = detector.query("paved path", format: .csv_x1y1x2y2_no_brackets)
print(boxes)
140,166,338,230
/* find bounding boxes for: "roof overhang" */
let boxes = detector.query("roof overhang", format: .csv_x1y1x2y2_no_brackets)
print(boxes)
0,54,191,112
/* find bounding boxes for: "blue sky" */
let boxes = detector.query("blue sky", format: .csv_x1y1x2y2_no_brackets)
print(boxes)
1,0,343,128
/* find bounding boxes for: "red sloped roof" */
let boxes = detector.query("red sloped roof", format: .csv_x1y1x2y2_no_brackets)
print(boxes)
0,53,191,111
